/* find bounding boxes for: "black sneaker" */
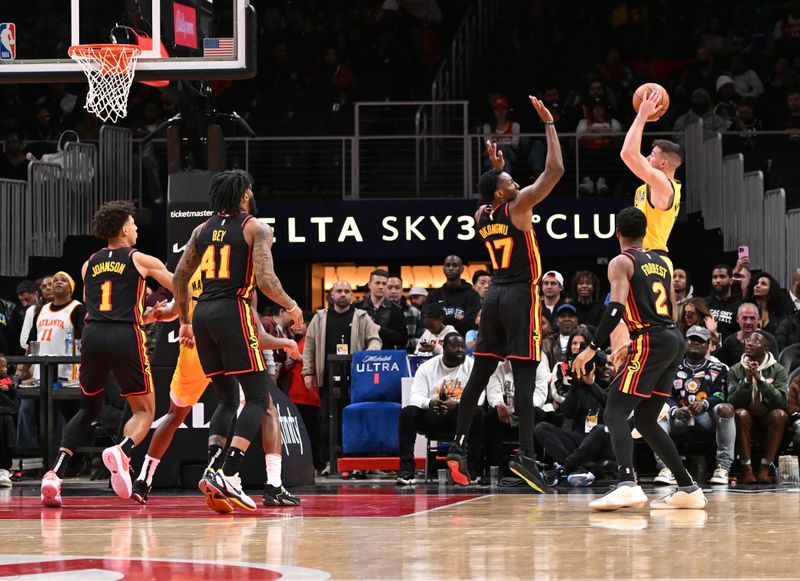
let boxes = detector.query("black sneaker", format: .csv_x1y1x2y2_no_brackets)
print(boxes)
263,484,301,506
396,469,417,486
131,479,151,505
446,443,471,486
543,464,565,487
509,453,551,494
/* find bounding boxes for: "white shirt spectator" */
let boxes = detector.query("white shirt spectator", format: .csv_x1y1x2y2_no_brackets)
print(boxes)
19,304,38,350
409,354,483,408
414,324,457,355
732,69,764,99
486,355,550,410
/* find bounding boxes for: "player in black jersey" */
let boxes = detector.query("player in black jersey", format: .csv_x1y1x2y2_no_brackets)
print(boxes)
173,169,303,512
41,201,173,508
572,207,707,511
447,96,563,492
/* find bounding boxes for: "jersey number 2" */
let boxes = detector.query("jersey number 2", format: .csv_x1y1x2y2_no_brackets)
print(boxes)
485,237,513,270
200,245,231,279
652,281,670,316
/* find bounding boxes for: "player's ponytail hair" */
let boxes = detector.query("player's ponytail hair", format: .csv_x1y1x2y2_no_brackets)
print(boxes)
209,169,254,214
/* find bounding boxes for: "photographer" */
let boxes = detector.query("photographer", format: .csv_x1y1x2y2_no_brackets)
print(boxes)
549,329,594,406
535,346,608,485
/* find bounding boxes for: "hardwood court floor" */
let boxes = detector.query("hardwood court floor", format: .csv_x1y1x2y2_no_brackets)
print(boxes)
0,483,798,580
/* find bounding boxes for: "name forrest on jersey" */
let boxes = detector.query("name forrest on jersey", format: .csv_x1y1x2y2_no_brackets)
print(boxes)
640,261,668,279
91,260,127,277
478,223,509,240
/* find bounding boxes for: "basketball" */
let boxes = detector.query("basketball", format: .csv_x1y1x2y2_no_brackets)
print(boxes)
632,83,669,121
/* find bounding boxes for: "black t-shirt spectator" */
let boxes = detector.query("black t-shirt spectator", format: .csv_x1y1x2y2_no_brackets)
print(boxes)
717,330,779,366
705,294,741,341
425,280,481,335
355,297,408,350
324,307,356,365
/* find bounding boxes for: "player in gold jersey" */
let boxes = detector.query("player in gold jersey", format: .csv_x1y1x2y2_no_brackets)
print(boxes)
620,88,684,256
130,268,301,511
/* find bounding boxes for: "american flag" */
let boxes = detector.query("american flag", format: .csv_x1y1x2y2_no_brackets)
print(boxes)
203,38,234,57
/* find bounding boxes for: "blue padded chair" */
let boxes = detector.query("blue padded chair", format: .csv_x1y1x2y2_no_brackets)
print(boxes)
341,350,410,455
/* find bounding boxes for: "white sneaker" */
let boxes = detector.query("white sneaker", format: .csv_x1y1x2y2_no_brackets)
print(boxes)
0,469,12,488
579,176,595,195
708,466,729,485
589,484,648,511
653,467,677,485
203,470,257,512
596,177,609,194
102,445,132,500
650,486,708,509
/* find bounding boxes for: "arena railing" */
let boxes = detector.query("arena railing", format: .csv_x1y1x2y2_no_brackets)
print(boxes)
0,178,29,276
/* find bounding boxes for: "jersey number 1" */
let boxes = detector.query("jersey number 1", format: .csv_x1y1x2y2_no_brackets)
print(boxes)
99,280,113,312
200,245,231,279
485,237,513,270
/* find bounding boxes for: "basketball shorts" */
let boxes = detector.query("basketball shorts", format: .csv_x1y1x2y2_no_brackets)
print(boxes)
612,326,684,398
170,344,210,407
79,322,153,397
192,298,266,377
474,281,541,361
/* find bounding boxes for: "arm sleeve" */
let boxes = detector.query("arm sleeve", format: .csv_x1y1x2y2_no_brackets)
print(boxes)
19,306,35,350
71,304,87,339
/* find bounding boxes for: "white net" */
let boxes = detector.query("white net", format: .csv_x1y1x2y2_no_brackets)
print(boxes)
68,44,141,124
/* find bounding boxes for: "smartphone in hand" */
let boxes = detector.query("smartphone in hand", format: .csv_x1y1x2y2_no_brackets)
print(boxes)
738,245,749,260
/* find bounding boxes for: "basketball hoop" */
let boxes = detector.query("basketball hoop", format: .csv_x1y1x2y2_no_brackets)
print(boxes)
68,44,141,123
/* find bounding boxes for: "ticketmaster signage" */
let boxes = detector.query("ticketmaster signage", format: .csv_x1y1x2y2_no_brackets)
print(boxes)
251,198,626,259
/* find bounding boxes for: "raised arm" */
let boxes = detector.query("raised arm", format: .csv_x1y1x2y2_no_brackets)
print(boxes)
509,96,564,224
620,89,673,210
246,219,303,329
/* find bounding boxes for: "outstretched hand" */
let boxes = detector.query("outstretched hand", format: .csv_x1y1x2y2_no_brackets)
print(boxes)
486,140,505,170
637,88,663,121
178,323,195,349
529,95,554,124
571,347,596,379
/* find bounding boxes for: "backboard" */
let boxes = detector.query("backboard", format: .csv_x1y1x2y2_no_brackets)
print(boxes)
0,0,255,83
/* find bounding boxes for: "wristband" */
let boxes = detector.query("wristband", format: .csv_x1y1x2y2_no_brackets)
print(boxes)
286,301,299,312
543,121,554,125
588,341,600,351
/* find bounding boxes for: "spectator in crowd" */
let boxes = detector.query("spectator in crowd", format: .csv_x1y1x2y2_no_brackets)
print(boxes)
0,133,30,181
570,271,604,327
285,311,325,472
356,269,408,350
789,267,800,311
673,268,694,306
550,327,593,404
0,354,14,488
414,303,456,356
675,47,721,101
471,270,492,301
12,281,38,343
537,348,607,487
744,272,791,335
485,358,549,475
26,105,59,142
731,98,763,151
728,54,764,99
776,307,800,359
718,303,780,366
527,84,571,177
728,331,789,484
396,333,482,485
706,264,742,341
407,287,428,310
541,270,566,323
780,88,800,146
539,317,561,374
303,280,381,472
678,297,718,345
387,274,423,352
787,373,800,456
483,97,521,172
424,255,481,335
576,99,622,195
714,74,741,111
772,1,800,56
767,57,798,99
0,299,15,356
261,306,296,388
553,304,580,363
652,326,734,486
672,89,728,138
695,14,727,55
19,276,54,353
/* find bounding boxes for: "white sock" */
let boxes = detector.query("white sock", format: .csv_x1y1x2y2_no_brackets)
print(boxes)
137,455,161,486
741,459,752,465
761,458,771,466
265,454,282,487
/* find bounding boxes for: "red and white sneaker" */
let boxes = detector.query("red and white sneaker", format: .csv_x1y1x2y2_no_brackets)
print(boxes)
102,445,132,499
41,471,62,508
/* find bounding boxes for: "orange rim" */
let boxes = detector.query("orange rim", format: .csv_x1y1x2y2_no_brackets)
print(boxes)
68,44,141,75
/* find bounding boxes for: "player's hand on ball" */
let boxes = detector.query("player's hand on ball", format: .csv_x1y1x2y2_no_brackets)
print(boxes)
178,323,195,349
529,95,554,124
637,88,663,121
